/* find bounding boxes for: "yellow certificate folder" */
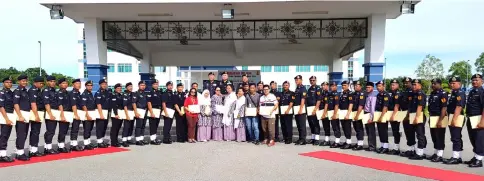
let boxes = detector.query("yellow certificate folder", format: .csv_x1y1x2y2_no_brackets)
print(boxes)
429,116,448,128
468,115,481,129
448,114,465,128
409,113,424,124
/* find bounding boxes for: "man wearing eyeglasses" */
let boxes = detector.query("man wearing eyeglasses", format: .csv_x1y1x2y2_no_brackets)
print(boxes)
306,76,321,145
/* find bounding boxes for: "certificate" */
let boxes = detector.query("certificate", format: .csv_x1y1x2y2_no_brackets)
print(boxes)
338,110,352,120
0,113,17,125
188,105,201,114
327,110,334,119
63,111,74,123
76,110,86,120
87,110,99,120
386,111,394,121
449,114,465,127
395,111,408,122
259,106,276,118
316,110,324,120
374,111,387,123
306,106,317,116
216,105,227,114
280,106,293,115
151,108,161,118
469,115,482,129
293,106,306,115
14,110,30,123
429,116,448,128
409,113,424,124
362,113,371,124
112,109,126,119
136,108,147,119
162,108,175,118
98,110,109,119
51,109,62,121
29,110,45,122
245,107,257,117
126,110,136,120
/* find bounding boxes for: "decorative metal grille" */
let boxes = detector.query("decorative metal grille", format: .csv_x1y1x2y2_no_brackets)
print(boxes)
339,31,365,58
103,18,367,41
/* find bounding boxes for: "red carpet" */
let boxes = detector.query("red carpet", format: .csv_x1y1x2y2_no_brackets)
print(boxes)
0,147,128,168
300,151,484,181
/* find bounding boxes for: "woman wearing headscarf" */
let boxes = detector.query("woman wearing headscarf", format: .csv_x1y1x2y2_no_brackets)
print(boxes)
222,85,237,141
197,90,212,142
184,88,199,143
211,87,224,141
234,88,247,142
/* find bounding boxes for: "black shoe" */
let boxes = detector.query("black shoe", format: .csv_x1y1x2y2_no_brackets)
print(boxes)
330,142,342,148
388,149,400,155
308,139,315,145
254,141,261,145
464,157,477,165
58,147,70,153
443,157,462,165
340,143,352,150
319,141,330,146
150,140,161,145
376,147,389,154
431,156,443,163
71,145,85,152
274,138,281,142
426,154,437,160
135,141,145,146
409,154,425,160
279,139,285,143
294,139,306,145
98,143,109,148
44,148,59,155
312,140,320,146
85,144,95,150
284,140,291,144
15,154,30,161
163,140,173,144
122,142,130,147
365,147,376,152
111,143,122,147
0,156,15,163
141,140,149,145
128,140,136,145
400,150,415,158
468,160,483,168
352,145,364,151
29,151,44,157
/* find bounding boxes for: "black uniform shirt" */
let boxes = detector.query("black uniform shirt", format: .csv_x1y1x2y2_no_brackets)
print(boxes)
306,85,320,107
466,87,484,116
352,91,366,111
0,88,14,113
328,91,340,111
400,88,413,111
388,90,401,111
174,91,186,110
375,91,390,112
95,89,111,110
318,90,329,110
338,90,352,110
29,86,45,111
81,90,96,111
162,90,175,109
57,89,71,111
218,80,233,95
13,86,30,111
123,92,134,110
148,89,162,108
278,90,295,106
293,85,307,106
111,92,124,115
203,80,219,96
447,89,465,115
43,87,56,107
133,90,149,109
409,90,426,113
428,89,448,116
69,88,81,110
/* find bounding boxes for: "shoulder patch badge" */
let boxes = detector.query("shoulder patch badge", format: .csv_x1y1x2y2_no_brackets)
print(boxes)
384,97,388,101
360,95,363,99
395,95,398,99
335,96,339,100
349,97,353,100
302,92,307,96
441,98,446,103
418,96,422,100
457,96,461,101
324,97,328,101
317,91,320,95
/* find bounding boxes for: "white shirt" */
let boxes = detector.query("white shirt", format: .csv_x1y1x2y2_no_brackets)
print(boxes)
259,93,278,118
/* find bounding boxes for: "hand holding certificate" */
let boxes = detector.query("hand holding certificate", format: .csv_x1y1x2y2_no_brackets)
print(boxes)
259,106,275,118
307,106,316,116
163,108,175,118
188,105,201,114
293,106,306,115
449,114,465,127
29,110,45,122
395,111,407,122
409,113,423,125
468,115,482,129
280,106,293,115
429,116,448,128
14,110,30,123
0,113,17,125
245,107,257,117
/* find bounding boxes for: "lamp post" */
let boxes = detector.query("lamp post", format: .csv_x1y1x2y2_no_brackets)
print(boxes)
38,41,42,76
466,60,470,90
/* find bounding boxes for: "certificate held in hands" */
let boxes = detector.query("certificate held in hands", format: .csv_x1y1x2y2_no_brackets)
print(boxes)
448,114,465,127
151,108,161,118
316,110,324,120
245,107,257,117
259,106,275,118
395,111,408,122
361,113,371,124
280,106,293,115
188,105,201,114
306,106,317,116
468,115,481,129
0,113,17,125
409,113,423,124
162,108,175,118
293,106,306,115
429,116,448,128
14,110,31,123
29,110,45,122
327,110,334,120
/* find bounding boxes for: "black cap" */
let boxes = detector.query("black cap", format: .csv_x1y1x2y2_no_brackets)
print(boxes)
390,79,399,84
125,82,133,88
330,82,337,86
17,74,27,81
283,81,289,85
341,81,348,85
46,76,56,81
166,81,173,86
177,83,183,87
220,71,228,75
208,72,215,76
411,79,422,84
257,81,264,85
449,76,461,83
376,81,384,86
242,73,248,77
72,79,81,84
321,82,329,86
242,82,249,86
472,74,482,79
57,78,67,85
85,80,93,86
366,82,375,87
152,79,159,85
294,75,302,80
114,83,122,89
34,76,44,83
99,79,107,84
403,77,412,82
431,78,442,84
2,77,12,83
270,81,276,85
138,80,146,85
352,81,361,85
309,76,316,80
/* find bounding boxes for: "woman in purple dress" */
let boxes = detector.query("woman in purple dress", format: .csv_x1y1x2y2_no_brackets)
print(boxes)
211,87,224,141
222,85,237,141
234,88,247,142
197,90,212,142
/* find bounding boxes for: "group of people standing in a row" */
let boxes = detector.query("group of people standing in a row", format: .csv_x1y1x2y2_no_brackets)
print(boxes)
0,71,483,168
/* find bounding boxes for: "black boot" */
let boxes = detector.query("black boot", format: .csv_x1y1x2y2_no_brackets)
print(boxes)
0,156,15,163
443,157,462,165
468,159,483,168
122,141,130,147
15,154,30,161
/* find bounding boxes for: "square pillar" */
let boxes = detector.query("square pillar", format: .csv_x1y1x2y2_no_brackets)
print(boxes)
139,52,155,90
328,72,343,91
84,18,108,91
363,14,386,83
362,63,384,83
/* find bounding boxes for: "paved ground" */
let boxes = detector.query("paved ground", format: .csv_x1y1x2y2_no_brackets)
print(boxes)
1,119,483,181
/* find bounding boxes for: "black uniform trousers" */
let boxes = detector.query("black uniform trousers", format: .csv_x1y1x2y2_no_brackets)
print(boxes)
352,119,364,141
307,115,321,136
57,121,70,143
330,118,341,139
322,118,331,137
175,111,188,142
340,119,352,139
377,122,389,143
110,118,123,145
15,122,29,150
280,114,293,141
365,122,377,148
295,114,307,140
0,124,12,151
96,118,109,140
70,119,81,141
44,119,58,144
163,116,174,141
467,119,484,156
390,121,401,145
135,117,147,138
122,119,134,138
83,120,95,140
413,117,427,149
149,116,161,136
402,119,416,147
29,121,42,147
449,118,465,151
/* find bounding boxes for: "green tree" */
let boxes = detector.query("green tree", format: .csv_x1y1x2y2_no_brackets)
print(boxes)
474,52,484,74
0,67,21,84
415,55,444,90
22,67,48,84
448,60,472,88
51,73,74,86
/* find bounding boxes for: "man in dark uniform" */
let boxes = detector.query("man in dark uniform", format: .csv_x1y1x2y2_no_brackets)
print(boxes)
306,76,321,145
218,71,233,95
174,83,187,143
237,73,249,90
388,79,402,155
426,78,448,162
110,83,124,147
327,82,342,148
351,81,365,150
338,81,353,149
317,82,330,146
464,74,484,168
43,76,59,155
293,75,307,145
81,80,97,150
162,81,176,144
443,77,466,164
270,81,282,142
13,75,31,160
374,81,390,154
95,79,111,148
55,78,71,153
408,79,428,160
28,76,46,157
203,72,218,96
69,79,84,152
400,77,417,158
0,76,15,162
147,80,163,145
133,81,149,146
121,82,135,147
278,81,294,144
257,81,264,95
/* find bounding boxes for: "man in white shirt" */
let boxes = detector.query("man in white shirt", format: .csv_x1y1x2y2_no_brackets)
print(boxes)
259,85,279,147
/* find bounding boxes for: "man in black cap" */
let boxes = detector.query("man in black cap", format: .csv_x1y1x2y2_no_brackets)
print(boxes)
278,81,294,144
350,81,366,150
81,80,97,150
218,71,233,95
327,81,342,148
463,74,484,167
426,78,448,162
162,81,176,144
374,81,390,154
270,81,281,142
306,76,321,145
43,75,59,154
13,75,31,160
242,82,249,94
55,78,71,153
121,82,135,147
69,79,84,152
0,76,15,162
133,80,149,146
174,83,188,143
318,82,331,146
257,81,264,95
28,76,46,156
94,79,111,148
388,79,403,155
237,73,250,90
407,79,428,160
337,80,354,149
147,79,163,145
400,77,417,158
363,81,378,151
293,75,307,145
443,77,466,164
203,72,218,96
110,83,124,147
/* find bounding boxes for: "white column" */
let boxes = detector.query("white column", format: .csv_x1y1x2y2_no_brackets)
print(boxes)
84,18,107,65
363,14,386,82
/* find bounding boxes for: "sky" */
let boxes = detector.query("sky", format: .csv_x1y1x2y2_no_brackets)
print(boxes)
0,0,483,79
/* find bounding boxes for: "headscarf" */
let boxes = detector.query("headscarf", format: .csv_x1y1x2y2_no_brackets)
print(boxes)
200,89,211,105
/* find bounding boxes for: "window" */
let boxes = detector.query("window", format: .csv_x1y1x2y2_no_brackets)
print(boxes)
296,65,311,72
176,80,182,84
241,66,248,70
260,66,272,72
313,65,329,72
154,66,165,73
83,63,88,78
117,63,132,73
108,63,115,73
107,86,114,92
274,66,289,72
138,64,142,72
160,86,167,92
277,85,283,92
82,43,87,59
176,67,181,77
